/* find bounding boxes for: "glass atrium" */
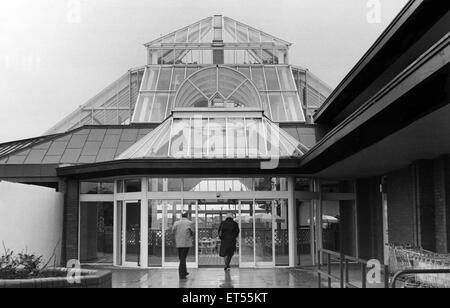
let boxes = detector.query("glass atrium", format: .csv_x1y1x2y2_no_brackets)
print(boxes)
0,15,336,270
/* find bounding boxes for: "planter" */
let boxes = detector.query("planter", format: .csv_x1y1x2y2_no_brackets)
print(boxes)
0,268,112,289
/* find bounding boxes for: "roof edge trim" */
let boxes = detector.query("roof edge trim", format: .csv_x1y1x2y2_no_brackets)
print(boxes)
313,0,420,122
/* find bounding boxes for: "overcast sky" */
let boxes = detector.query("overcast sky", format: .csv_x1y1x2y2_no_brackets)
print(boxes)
0,0,408,143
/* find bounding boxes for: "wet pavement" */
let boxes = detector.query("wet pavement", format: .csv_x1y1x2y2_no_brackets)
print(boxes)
87,266,320,288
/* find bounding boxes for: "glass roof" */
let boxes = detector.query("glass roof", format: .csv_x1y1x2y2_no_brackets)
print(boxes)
145,16,291,65
145,17,214,48
119,111,308,160
0,135,57,160
132,65,305,123
222,17,290,46
222,16,290,64
42,16,332,135
0,127,151,165
174,66,261,109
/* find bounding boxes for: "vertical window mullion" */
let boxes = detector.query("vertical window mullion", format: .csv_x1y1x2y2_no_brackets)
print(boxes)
217,66,219,93
188,117,193,157
225,117,229,158
165,68,175,118
262,67,274,119
234,21,238,62
206,117,211,158
167,119,174,157
253,199,257,267
244,117,249,158
275,67,289,121
262,118,269,157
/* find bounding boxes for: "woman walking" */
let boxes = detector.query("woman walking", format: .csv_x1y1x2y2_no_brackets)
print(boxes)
218,213,240,271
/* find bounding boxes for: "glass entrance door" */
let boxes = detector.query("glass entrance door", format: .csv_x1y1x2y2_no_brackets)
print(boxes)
162,200,197,267
254,200,275,266
118,198,290,268
239,200,255,267
197,199,239,267
123,201,141,267
148,200,163,267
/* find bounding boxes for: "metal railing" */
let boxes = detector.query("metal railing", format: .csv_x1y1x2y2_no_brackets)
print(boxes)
317,249,389,289
389,245,450,288
391,269,450,288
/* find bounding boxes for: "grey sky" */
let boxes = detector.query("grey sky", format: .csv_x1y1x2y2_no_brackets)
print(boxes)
0,0,408,143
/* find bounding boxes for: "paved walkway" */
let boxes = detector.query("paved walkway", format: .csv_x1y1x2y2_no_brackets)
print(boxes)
87,266,319,288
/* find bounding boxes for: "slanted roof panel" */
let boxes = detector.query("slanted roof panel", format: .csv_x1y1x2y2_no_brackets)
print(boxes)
0,135,59,159
223,16,291,46
0,126,153,165
145,17,213,47
45,68,145,135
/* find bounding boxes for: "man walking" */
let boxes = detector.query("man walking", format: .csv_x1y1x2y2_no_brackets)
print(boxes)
172,211,194,279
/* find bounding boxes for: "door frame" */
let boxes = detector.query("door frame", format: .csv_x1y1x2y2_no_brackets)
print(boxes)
239,199,279,268
115,186,294,269
239,200,257,268
122,200,142,268
161,199,199,268
254,199,277,268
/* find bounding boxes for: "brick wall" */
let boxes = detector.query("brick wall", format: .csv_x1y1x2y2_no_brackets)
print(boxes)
433,156,450,253
414,160,436,251
386,168,416,246
384,158,450,253
339,200,357,256
356,178,383,261
354,155,450,257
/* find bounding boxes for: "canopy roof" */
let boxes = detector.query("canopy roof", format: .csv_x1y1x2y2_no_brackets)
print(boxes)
0,122,315,166
118,110,308,160
0,135,58,160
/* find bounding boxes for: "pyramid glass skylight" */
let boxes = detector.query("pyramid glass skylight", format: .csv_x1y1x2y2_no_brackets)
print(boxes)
118,111,308,160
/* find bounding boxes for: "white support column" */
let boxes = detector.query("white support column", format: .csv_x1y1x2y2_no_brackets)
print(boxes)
288,177,296,267
147,49,157,65
314,179,323,265
149,51,158,65
278,51,285,65
140,177,149,268
284,50,289,65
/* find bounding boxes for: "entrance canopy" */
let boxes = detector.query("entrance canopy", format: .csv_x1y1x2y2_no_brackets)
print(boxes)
118,110,308,160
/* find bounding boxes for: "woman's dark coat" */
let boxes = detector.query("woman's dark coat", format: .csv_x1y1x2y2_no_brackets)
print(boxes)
218,218,240,257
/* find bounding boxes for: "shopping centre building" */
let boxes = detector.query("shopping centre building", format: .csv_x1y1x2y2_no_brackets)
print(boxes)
0,0,449,270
